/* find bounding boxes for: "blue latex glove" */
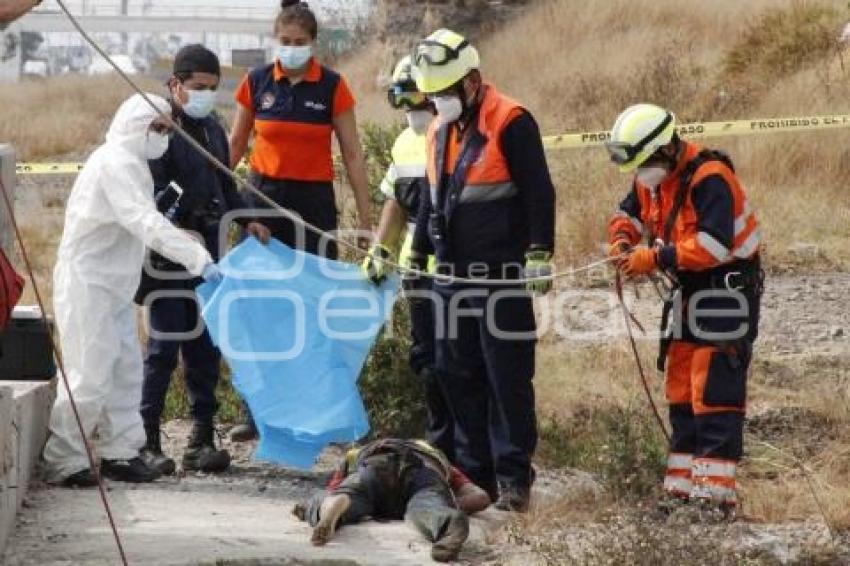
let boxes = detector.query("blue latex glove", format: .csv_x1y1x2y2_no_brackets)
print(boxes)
201,263,223,283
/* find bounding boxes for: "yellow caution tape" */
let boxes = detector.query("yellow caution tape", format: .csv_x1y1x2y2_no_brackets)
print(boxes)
15,114,850,174
15,161,252,177
543,113,850,150
16,162,85,175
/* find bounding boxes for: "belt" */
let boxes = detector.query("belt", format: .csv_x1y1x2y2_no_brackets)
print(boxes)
675,256,764,296
657,256,763,372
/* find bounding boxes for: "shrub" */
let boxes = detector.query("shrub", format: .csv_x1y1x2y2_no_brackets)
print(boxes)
724,2,843,79
356,120,428,438
537,404,667,500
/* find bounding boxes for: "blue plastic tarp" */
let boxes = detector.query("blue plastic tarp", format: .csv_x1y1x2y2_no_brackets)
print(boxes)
196,238,399,469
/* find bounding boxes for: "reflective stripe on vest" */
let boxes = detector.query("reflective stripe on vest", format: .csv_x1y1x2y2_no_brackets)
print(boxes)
380,127,428,211
392,127,428,185
689,155,761,263
633,142,761,270
425,84,524,215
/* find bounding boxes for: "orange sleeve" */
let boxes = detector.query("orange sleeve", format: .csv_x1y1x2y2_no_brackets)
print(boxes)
332,76,356,117
608,185,646,245
235,74,253,110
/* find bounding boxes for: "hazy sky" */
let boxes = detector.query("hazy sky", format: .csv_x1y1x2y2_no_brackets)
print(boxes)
37,0,373,20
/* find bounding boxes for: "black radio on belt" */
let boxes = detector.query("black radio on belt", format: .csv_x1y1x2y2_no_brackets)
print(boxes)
429,212,446,243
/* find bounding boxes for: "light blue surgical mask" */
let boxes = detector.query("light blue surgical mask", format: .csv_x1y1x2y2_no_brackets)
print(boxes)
182,89,217,119
277,45,313,71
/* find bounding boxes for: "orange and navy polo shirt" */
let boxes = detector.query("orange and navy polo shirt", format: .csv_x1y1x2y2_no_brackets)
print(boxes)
235,57,355,182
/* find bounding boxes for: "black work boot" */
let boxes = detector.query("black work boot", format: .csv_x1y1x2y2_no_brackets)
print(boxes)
140,425,176,476
101,456,160,483
62,468,99,488
494,482,531,513
182,422,231,473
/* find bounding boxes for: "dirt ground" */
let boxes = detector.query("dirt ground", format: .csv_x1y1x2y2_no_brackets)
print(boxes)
5,272,850,564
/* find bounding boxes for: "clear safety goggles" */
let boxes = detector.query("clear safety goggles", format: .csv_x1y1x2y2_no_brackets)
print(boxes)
412,39,470,67
387,84,429,110
605,113,673,165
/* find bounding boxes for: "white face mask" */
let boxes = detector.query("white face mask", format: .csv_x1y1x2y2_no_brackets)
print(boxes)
406,109,433,135
433,95,463,126
636,166,668,188
145,132,170,160
182,89,217,119
277,45,312,70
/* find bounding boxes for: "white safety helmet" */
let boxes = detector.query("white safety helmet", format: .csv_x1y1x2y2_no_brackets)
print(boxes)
410,28,480,95
605,104,677,173
387,55,429,110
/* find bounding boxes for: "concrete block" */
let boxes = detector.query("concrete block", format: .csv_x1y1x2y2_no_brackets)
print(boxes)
0,380,55,555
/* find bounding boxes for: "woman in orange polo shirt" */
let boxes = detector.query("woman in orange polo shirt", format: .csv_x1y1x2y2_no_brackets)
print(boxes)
229,0,371,259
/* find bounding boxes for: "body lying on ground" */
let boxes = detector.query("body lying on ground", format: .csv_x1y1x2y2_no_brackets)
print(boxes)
293,438,491,563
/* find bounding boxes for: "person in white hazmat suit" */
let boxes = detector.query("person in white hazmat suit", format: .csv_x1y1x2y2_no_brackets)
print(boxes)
44,93,222,487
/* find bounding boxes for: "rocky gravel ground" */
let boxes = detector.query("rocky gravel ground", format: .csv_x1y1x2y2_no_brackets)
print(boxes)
9,168,850,564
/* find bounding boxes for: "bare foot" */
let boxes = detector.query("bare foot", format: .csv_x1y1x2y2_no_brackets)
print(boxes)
310,494,350,547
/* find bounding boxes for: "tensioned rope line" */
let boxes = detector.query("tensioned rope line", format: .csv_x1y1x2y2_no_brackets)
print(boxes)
0,177,130,566
53,0,617,287
614,269,670,442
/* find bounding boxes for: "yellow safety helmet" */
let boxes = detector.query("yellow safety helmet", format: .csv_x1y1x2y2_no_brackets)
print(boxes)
605,104,677,173
387,55,428,110
411,28,479,95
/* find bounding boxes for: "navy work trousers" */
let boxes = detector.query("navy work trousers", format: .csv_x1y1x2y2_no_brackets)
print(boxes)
141,295,221,428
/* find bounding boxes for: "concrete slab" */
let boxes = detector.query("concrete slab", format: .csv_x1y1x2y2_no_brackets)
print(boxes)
0,380,55,555
4,420,578,565
0,386,14,552
5,482,462,565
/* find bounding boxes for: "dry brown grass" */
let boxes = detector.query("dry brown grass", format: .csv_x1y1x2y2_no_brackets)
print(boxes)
342,0,850,270
0,74,161,161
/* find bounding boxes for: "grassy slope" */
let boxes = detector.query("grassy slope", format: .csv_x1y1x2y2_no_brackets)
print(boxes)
343,0,850,272
342,0,850,546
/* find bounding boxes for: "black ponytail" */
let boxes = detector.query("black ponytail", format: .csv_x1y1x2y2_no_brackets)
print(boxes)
276,0,318,39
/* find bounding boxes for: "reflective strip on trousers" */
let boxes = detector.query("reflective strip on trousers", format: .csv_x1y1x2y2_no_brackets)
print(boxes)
663,475,693,495
693,459,737,479
666,453,693,471
692,458,737,503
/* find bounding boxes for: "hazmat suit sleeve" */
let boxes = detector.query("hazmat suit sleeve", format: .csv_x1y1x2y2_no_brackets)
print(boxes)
96,93,214,277
101,161,213,277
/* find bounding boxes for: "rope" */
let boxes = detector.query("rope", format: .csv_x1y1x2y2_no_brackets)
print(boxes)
0,178,130,566
52,0,616,287
614,270,670,443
